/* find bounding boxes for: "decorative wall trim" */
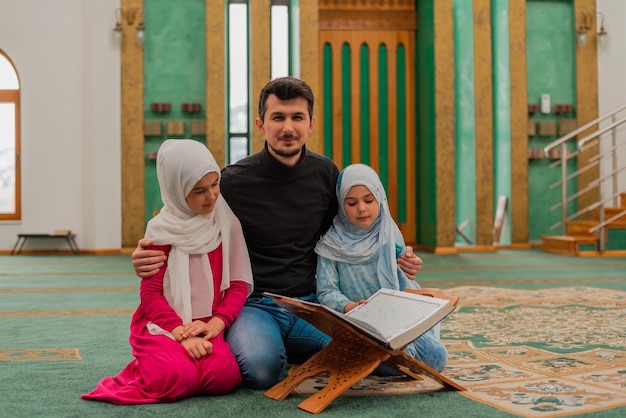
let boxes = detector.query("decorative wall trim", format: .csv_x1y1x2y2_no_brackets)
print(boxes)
434,0,456,247
250,0,271,154
319,11,416,31
301,0,322,153
206,0,226,166
473,0,494,246
120,0,145,247
575,0,600,212
509,0,528,243
319,0,414,11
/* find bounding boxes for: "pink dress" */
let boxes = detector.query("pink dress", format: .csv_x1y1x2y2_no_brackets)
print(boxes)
81,244,248,404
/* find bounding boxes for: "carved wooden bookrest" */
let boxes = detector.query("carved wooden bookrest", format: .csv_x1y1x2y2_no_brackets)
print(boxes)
264,289,465,414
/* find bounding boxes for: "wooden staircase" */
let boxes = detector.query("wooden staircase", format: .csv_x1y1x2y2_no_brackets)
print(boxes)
541,192,626,256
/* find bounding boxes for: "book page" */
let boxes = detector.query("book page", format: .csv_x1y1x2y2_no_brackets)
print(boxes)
345,289,447,341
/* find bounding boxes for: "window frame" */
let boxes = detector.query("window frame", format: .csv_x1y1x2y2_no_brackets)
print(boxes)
0,49,21,221
226,0,294,164
227,0,250,165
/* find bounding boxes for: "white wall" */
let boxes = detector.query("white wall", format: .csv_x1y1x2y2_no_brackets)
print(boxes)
597,0,626,203
0,0,121,251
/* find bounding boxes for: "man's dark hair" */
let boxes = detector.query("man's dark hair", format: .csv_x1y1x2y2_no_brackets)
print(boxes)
257,76,314,122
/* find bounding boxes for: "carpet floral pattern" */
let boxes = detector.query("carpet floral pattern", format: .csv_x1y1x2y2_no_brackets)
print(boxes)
295,286,626,417
442,286,626,417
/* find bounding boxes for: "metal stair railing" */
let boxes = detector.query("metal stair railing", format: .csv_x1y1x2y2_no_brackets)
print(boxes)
543,103,626,252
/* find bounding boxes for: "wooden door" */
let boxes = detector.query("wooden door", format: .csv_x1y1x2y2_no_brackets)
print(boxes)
318,1,417,240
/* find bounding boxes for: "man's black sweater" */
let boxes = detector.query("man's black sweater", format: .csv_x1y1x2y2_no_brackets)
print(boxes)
220,144,339,297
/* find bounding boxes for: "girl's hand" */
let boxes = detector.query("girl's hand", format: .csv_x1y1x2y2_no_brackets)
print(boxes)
181,318,226,340
181,320,210,339
202,317,226,340
181,337,213,359
344,300,367,313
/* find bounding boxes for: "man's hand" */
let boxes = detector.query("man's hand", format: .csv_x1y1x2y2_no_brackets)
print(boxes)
398,246,422,280
131,238,166,278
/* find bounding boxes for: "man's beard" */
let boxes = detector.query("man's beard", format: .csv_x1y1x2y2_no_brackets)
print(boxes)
269,142,302,158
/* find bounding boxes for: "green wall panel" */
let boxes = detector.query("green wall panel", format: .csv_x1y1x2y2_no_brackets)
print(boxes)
452,0,477,244
415,0,437,246
323,43,333,159
144,0,207,122
360,44,371,165
378,44,389,192
526,0,577,240
526,1,576,107
492,0,512,245
341,43,352,168
143,0,207,224
396,44,407,223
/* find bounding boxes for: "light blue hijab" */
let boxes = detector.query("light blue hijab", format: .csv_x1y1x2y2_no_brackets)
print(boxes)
314,164,406,290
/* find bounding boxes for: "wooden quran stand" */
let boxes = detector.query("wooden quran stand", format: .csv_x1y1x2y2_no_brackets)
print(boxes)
264,288,465,414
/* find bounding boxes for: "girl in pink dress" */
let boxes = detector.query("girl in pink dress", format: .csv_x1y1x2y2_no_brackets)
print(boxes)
82,139,253,404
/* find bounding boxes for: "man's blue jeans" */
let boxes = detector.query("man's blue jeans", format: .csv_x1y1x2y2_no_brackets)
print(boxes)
225,294,331,389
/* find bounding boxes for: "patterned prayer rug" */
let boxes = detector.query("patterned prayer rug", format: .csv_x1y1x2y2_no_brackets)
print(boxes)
295,286,626,417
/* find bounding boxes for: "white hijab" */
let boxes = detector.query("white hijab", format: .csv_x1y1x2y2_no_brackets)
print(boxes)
314,163,406,290
144,139,253,324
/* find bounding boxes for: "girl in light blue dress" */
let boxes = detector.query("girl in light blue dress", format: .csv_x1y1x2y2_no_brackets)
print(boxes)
314,163,448,373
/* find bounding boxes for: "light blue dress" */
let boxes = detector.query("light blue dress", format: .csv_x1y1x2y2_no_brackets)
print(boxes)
316,255,447,373
315,164,448,373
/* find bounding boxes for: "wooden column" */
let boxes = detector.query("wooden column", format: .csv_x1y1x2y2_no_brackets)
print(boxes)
434,0,456,248
509,0,528,243
473,0,494,246
575,0,600,214
120,0,145,247
250,0,271,153
206,0,226,166
300,0,321,153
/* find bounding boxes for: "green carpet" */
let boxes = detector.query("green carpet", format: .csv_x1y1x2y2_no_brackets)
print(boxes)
1,250,626,417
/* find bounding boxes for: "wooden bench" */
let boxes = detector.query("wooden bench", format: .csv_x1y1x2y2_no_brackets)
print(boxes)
11,231,79,255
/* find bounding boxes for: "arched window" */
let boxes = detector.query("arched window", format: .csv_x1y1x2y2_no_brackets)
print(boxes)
0,49,20,220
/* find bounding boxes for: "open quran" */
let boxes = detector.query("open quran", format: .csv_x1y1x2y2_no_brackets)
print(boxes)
266,288,456,350
263,288,463,414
